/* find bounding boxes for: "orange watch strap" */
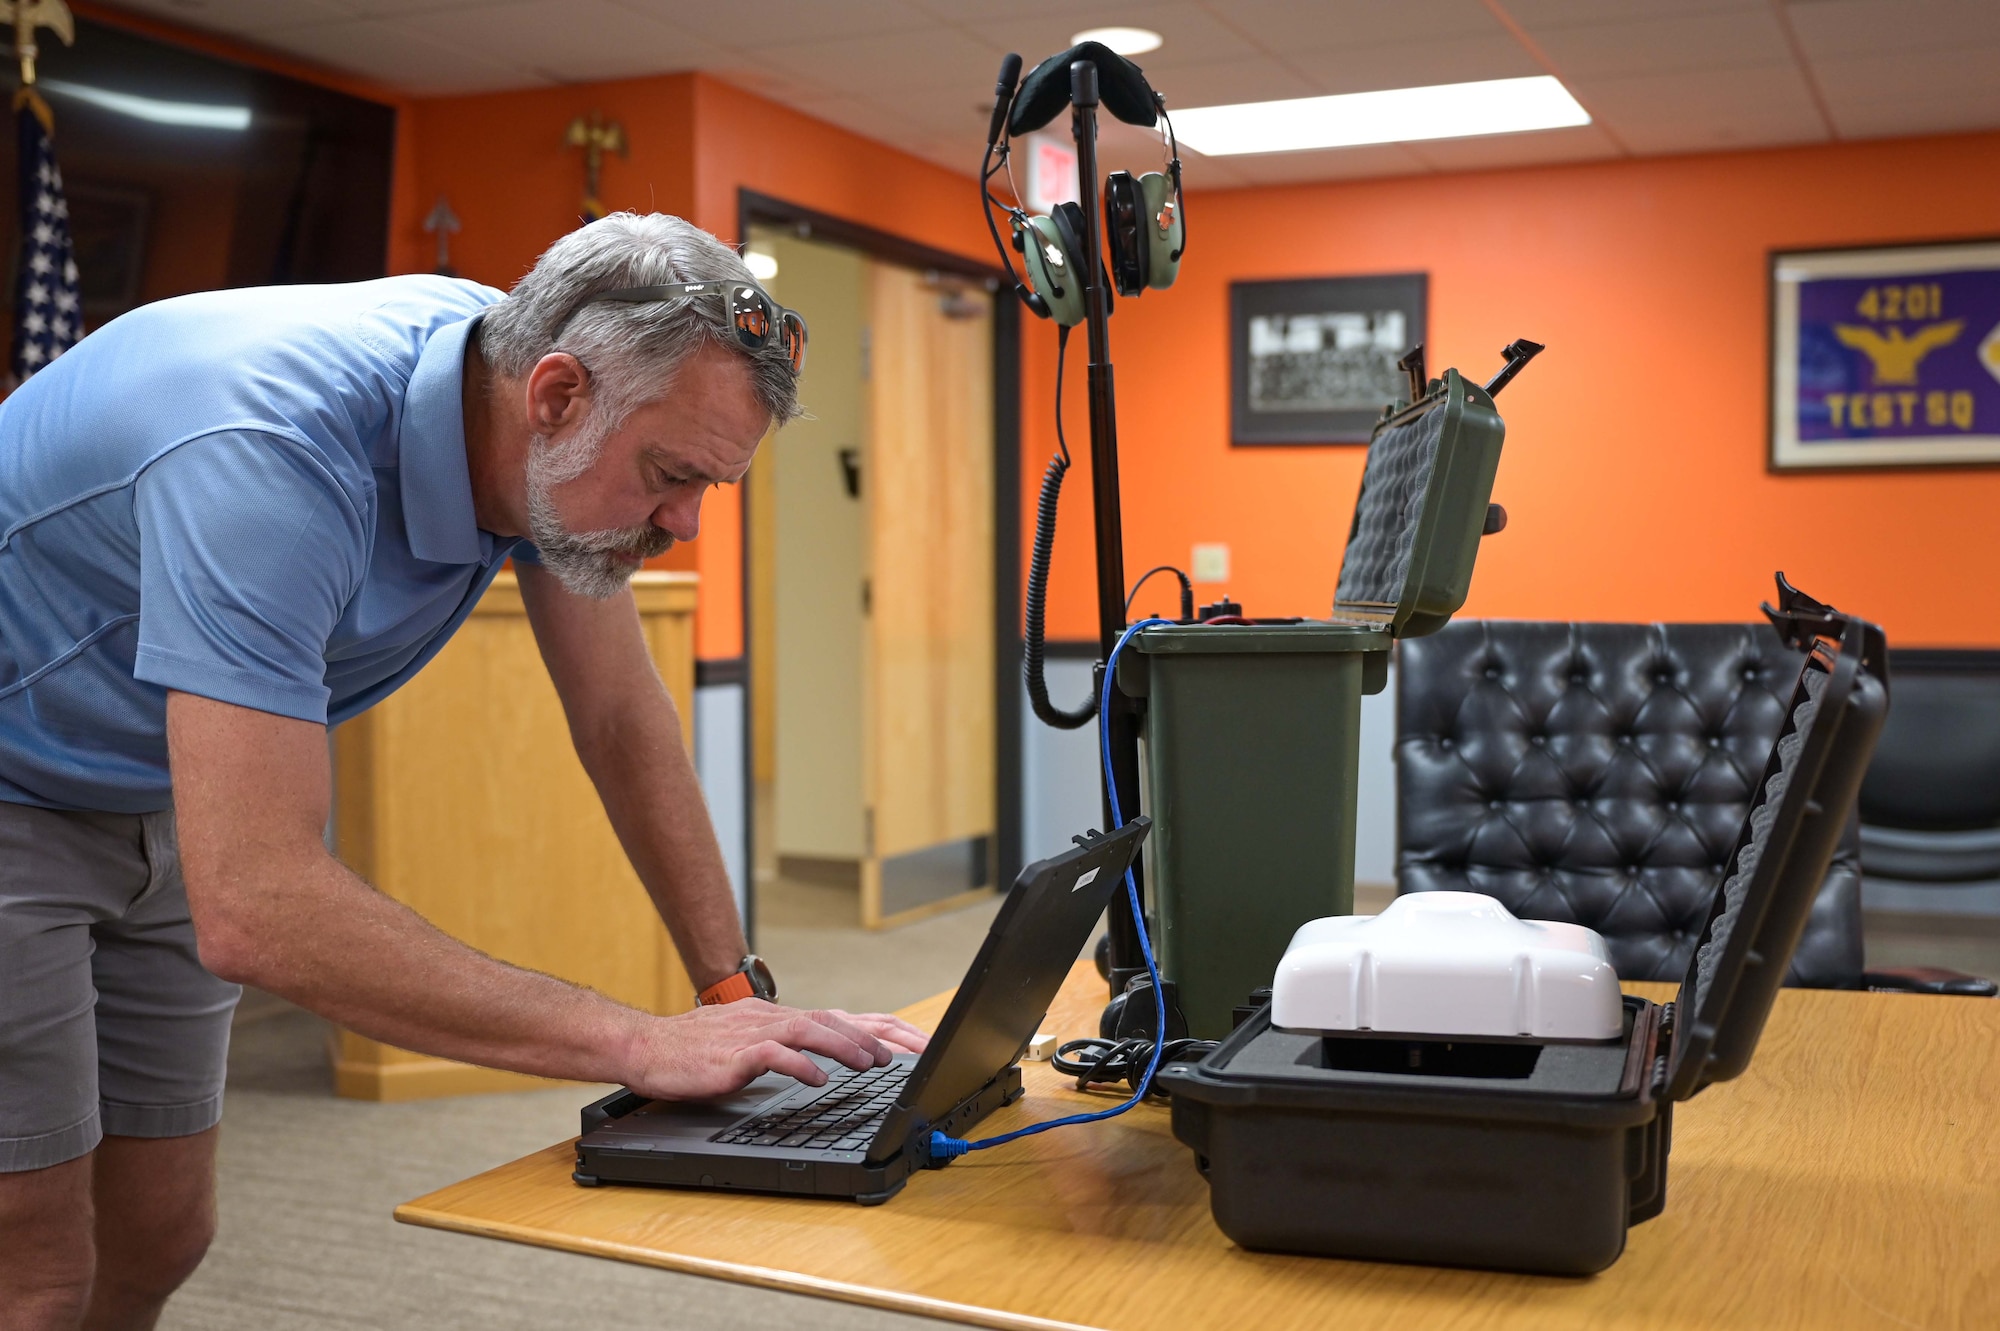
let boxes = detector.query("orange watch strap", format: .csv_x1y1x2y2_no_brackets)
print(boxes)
697,970,756,1005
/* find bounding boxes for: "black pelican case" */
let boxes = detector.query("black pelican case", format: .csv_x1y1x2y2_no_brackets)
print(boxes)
1157,583,1889,1275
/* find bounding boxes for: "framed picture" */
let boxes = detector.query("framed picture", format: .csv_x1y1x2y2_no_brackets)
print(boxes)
1231,272,1426,446
1771,239,2000,470
66,180,151,331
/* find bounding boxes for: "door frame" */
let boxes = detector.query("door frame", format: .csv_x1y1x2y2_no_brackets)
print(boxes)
735,189,1022,943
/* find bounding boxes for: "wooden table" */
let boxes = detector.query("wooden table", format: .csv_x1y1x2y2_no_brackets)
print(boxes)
398,964,2000,1330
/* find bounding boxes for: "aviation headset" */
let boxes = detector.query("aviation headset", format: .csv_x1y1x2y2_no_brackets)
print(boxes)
982,43,1187,327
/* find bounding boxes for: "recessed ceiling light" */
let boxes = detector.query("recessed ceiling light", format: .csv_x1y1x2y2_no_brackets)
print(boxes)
1072,26,1163,57
744,250,779,281
1172,76,1589,157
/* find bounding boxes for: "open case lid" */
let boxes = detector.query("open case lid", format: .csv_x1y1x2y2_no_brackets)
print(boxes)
1663,576,1891,1102
1332,360,1511,640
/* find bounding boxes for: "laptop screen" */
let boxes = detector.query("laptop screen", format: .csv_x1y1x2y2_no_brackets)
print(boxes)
875,821,1148,1148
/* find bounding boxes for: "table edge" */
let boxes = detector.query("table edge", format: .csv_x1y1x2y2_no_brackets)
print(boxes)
393,1198,1101,1331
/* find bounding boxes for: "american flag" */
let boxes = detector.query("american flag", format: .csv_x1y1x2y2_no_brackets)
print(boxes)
13,101,81,380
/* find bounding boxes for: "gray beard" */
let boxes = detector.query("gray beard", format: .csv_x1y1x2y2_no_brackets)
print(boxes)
524,417,674,599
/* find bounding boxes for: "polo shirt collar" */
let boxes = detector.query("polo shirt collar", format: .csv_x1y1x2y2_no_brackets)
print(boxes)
398,312,490,566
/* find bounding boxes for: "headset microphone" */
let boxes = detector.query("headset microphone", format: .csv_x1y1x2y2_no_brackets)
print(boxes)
981,53,1052,320
988,53,1022,148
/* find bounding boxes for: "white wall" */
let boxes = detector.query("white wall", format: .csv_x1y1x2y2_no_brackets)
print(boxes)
1020,658,1103,864
694,681,747,922
1354,661,1398,890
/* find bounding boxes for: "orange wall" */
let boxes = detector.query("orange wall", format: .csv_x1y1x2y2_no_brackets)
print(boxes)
1033,131,2000,648
401,73,993,659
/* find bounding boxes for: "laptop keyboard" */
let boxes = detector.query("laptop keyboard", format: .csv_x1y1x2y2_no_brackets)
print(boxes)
711,1062,910,1152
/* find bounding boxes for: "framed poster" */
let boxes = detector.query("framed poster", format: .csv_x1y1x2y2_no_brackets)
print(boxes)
1231,272,1426,445
1771,240,2000,470
67,181,151,331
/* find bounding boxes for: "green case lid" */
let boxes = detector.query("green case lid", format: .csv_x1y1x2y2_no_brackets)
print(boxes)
1333,367,1505,640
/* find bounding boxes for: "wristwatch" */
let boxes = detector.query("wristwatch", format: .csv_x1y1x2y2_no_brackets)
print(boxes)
697,955,777,1006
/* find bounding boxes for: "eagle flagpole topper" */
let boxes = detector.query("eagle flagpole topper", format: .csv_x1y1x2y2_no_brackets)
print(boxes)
5,0,80,383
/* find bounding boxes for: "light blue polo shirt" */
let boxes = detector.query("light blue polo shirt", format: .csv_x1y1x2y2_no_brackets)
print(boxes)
0,275,537,813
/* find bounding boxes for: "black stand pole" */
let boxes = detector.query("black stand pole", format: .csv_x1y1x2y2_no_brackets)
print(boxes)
1068,60,1148,999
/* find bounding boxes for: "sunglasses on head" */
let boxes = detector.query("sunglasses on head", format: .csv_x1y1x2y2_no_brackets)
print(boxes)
574,280,808,373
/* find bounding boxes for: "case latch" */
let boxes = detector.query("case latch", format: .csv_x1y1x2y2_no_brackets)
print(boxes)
1483,338,1544,396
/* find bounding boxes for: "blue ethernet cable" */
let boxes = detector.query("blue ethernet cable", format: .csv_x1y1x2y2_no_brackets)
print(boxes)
929,617,1172,1163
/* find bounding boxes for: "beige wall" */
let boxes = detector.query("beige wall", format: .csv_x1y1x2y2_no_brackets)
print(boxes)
760,230,868,861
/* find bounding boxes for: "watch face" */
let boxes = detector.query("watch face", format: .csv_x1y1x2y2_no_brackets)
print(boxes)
745,955,777,1001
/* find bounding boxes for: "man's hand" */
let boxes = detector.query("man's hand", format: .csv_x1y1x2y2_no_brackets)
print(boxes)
628,1003,930,1100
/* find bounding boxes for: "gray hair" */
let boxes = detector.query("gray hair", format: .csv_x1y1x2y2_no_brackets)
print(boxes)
479,211,801,429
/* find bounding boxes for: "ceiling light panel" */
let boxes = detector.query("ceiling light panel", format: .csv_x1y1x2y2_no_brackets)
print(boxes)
42,78,251,130
1173,76,1591,156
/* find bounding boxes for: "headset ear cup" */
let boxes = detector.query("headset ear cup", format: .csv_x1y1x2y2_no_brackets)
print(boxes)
1051,201,1113,318
1139,171,1182,289
1103,171,1147,296
1020,212,1086,327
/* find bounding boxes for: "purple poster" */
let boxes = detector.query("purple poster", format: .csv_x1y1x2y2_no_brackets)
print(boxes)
1772,243,2000,470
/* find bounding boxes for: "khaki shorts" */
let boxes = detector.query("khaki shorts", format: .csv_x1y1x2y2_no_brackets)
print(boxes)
0,802,240,1172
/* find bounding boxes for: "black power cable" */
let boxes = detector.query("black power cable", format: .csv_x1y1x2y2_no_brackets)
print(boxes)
1053,1037,1218,1096
1124,565,1193,622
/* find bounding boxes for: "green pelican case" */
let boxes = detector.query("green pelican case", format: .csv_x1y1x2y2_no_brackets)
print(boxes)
1117,366,1509,1037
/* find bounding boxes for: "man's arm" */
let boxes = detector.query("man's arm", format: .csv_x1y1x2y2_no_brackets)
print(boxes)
168,690,902,1098
517,562,746,991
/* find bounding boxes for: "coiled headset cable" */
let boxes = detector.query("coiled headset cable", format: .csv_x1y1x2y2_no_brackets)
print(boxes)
1022,326,1097,729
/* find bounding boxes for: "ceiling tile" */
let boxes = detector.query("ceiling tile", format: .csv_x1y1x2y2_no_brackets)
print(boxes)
1811,42,2000,138
1205,0,1507,54
1285,33,1543,95
1211,141,1435,187
396,1,727,84
961,5,1262,72
1143,56,1320,109
909,0,1189,18
756,25,1004,100
1399,122,1624,172
111,0,357,34
1571,63,1829,152
67,0,2000,191
704,63,847,106
1826,94,2000,141
1528,8,1792,78
1503,0,1760,27
335,0,518,11
259,18,534,95
614,0,930,48
1783,0,2000,58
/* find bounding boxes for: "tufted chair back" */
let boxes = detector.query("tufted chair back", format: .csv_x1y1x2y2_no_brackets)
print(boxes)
1395,621,1864,987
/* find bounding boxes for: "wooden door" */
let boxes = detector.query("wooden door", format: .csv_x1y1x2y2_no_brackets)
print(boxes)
861,264,996,927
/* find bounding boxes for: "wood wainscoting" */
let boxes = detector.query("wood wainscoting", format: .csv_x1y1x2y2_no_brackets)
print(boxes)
329,571,698,1101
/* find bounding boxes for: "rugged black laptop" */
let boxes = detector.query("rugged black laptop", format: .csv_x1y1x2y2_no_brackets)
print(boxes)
572,818,1150,1205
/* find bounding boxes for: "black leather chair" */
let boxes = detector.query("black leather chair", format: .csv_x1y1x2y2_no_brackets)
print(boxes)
1858,649,2000,884
1396,620,1993,994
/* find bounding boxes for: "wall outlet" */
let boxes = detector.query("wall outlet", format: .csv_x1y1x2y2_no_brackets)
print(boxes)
1191,543,1230,583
